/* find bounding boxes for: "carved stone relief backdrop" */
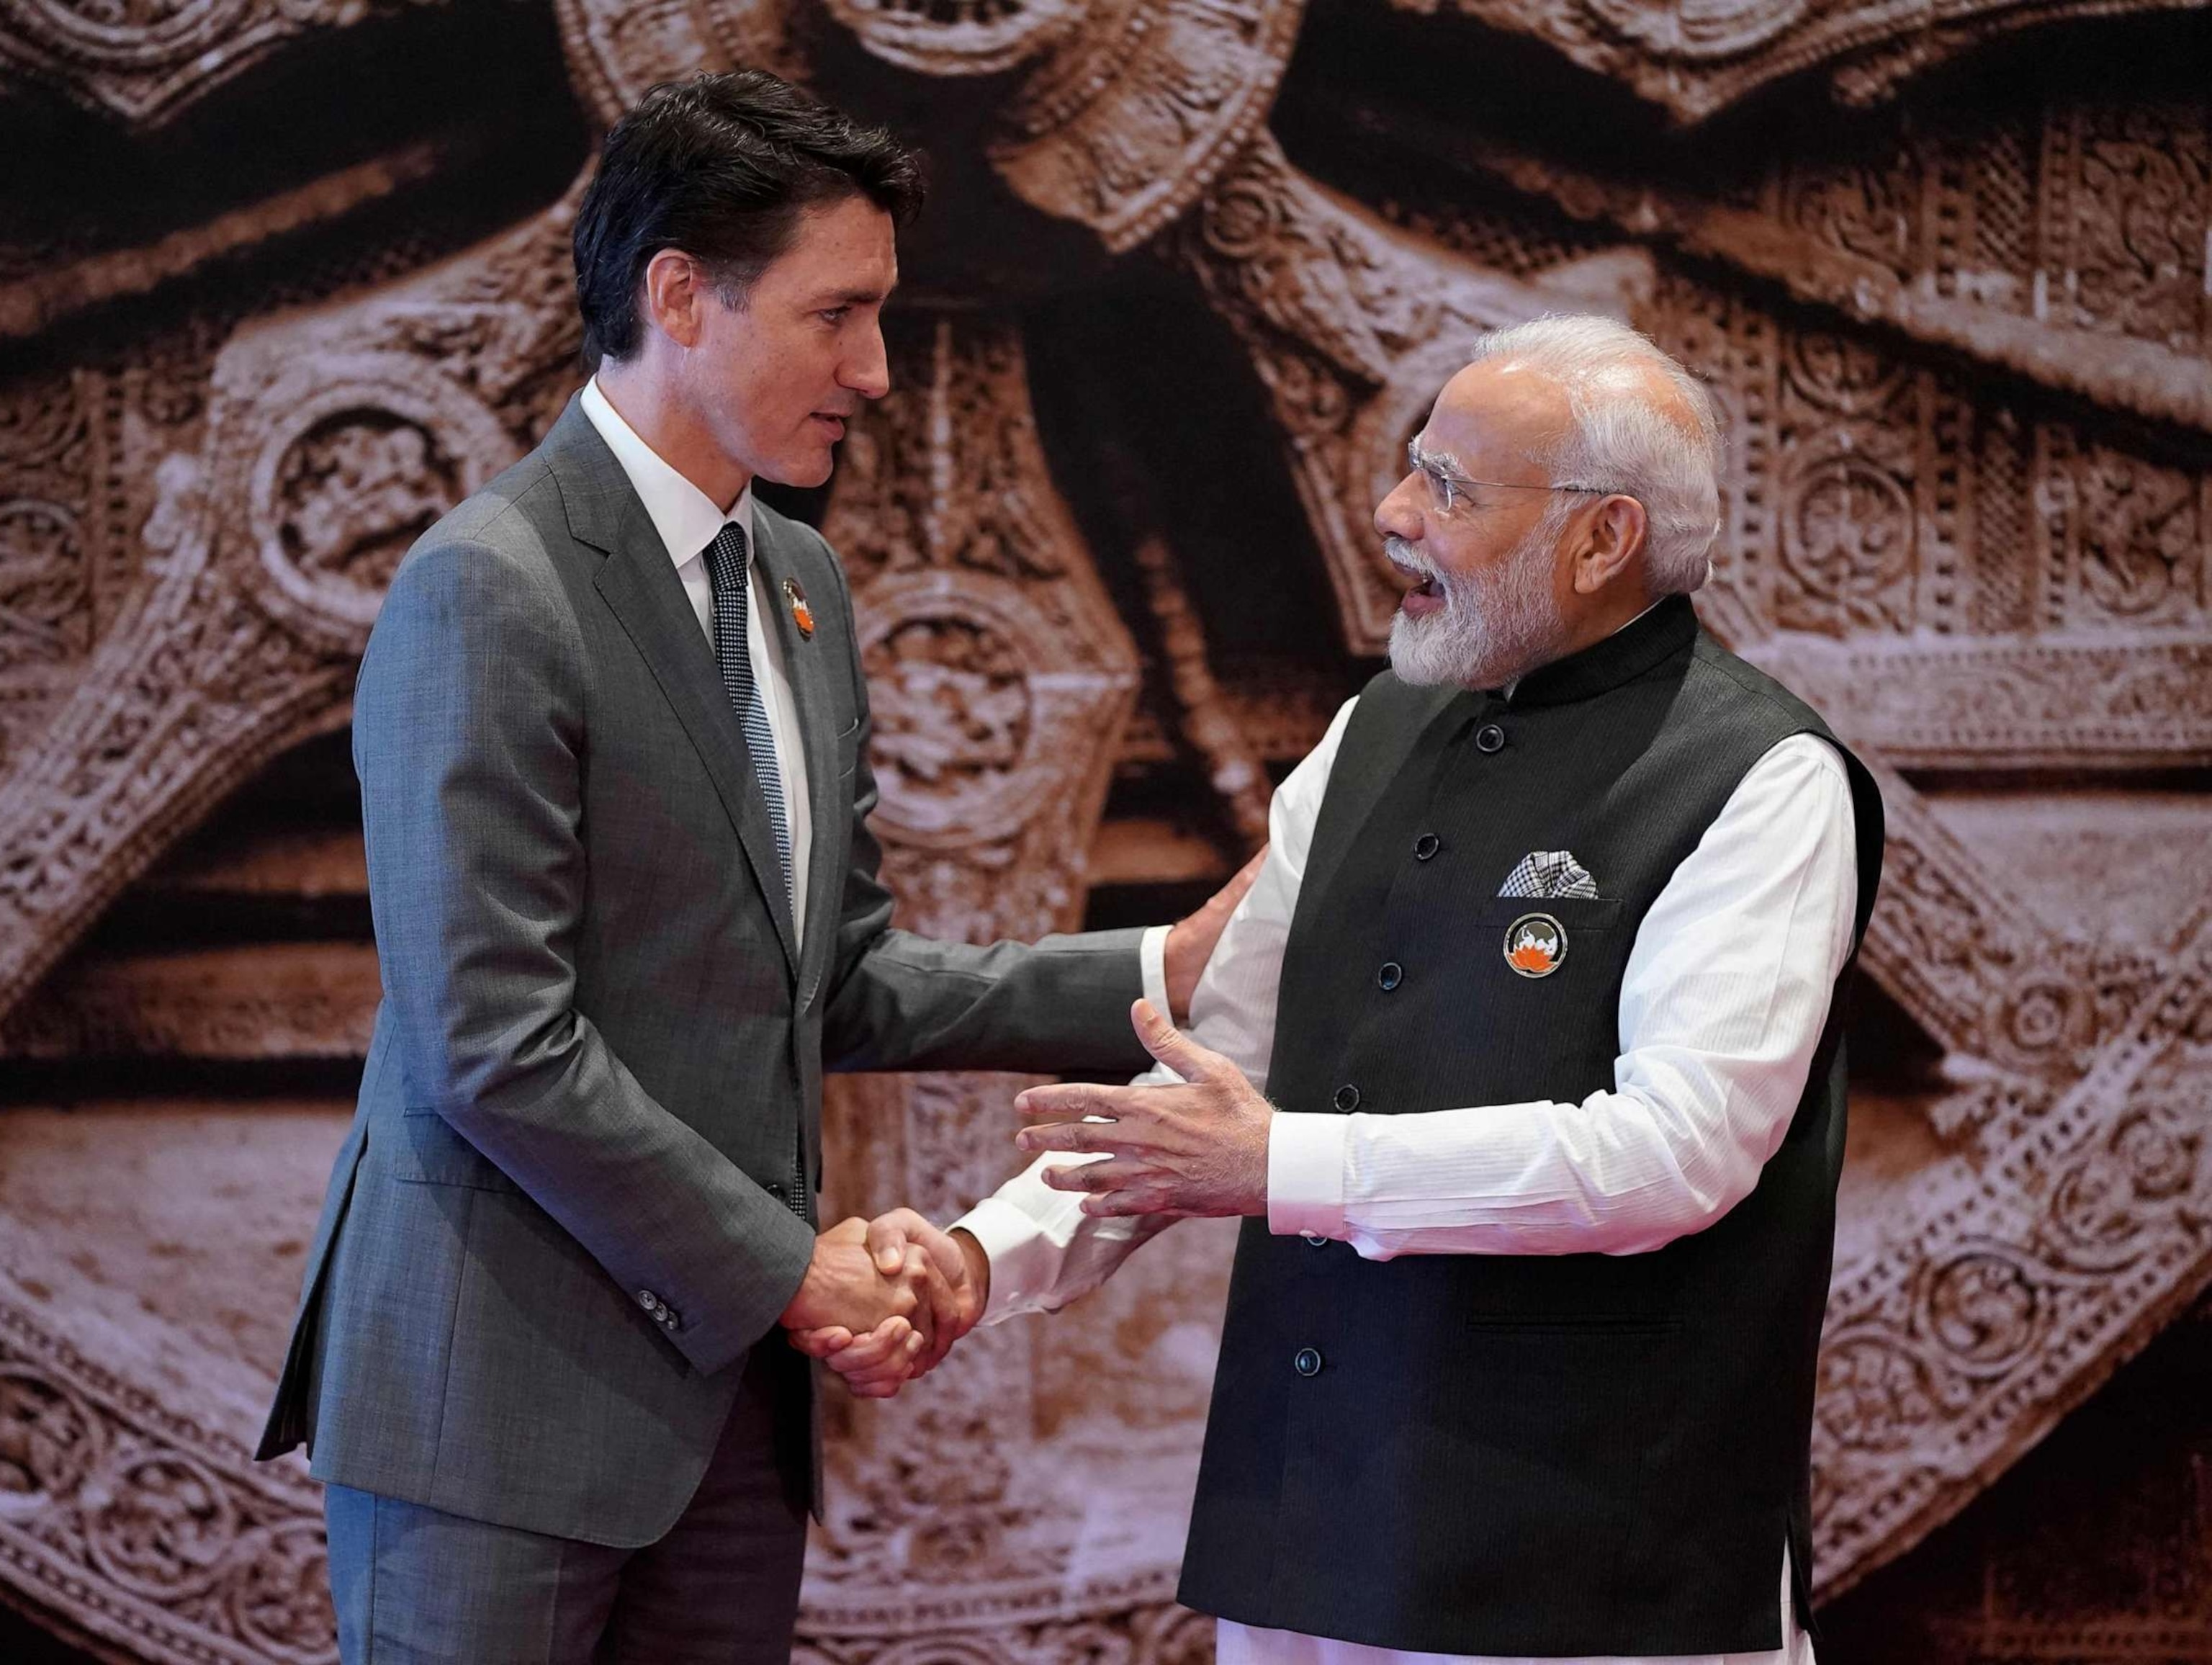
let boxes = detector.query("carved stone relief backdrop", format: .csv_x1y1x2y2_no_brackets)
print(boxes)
1,0,2210,1658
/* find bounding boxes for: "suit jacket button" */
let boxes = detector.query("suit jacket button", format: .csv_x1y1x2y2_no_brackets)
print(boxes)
1332,1085,1360,1112
637,1290,657,1311
1293,1347,1323,1377
1413,833,1440,861
1475,723,1506,754
1377,961,1403,991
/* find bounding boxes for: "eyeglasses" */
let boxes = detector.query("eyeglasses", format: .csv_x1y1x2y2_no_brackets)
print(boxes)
1406,440,1616,517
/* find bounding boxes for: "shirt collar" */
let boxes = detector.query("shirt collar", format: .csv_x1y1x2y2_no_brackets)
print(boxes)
580,376,753,570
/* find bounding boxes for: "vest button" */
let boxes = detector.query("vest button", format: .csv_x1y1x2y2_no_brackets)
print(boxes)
1377,961,1403,991
1413,832,1440,861
1293,1347,1323,1377
1475,723,1507,754
1332,1084,1360,1112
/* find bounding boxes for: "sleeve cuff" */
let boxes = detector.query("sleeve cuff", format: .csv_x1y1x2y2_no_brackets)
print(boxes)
1267,1113,1349,1240
1139,923,1172,1019
952,1190,1068,1324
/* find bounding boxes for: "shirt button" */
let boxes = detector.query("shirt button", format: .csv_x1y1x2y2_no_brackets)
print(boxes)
1301,1231,1327,1248
1332,1084,1361,1112
1377,961,1403,992
1293,1347,1323,1377
1475,723,1507,754
1413,833,1440,861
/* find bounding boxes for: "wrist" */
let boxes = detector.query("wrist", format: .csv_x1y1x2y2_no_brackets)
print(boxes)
951,1226,990,1316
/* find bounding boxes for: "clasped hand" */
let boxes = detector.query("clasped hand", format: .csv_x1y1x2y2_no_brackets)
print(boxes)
782,1213,986,1398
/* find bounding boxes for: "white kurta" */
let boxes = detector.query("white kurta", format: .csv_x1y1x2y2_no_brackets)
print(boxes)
580,379,814,948
956,683,1858,1665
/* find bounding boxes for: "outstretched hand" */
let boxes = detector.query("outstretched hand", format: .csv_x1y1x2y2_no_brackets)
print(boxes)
788,1210,989,1398
1012,998,1273,1218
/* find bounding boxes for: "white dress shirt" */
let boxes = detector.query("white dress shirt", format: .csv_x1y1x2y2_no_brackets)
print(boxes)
580,378,814,947
956,683,1857,1665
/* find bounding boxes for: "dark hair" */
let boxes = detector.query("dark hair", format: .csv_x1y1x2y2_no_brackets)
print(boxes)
572,70,927,367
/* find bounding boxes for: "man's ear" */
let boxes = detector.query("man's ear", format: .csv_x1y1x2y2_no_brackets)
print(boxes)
1571,495,1648,596
639,249,709,351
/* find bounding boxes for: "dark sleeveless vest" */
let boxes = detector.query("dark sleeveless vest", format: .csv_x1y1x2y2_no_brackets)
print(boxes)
1176,598,1884,1657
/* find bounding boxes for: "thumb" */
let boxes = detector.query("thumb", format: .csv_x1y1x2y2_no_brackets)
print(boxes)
1131,997,1216,1081
866,1213,911,1276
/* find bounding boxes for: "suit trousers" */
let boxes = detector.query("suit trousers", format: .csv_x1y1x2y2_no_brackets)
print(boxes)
324,1347,809,1664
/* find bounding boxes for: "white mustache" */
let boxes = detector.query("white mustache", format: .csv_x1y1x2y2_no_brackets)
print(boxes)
1383,537,1442,586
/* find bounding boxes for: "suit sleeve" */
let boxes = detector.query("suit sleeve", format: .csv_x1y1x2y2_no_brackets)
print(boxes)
356,534,815,1379
809,535,1153,1077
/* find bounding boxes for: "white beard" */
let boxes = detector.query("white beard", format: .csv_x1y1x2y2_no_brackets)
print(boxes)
1385,518,1565,689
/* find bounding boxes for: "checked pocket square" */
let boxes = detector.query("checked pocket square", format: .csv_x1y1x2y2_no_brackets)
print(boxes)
1498,850,1600,900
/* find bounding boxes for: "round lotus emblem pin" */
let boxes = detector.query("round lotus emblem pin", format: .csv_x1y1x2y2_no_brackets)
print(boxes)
1503,912,1567,978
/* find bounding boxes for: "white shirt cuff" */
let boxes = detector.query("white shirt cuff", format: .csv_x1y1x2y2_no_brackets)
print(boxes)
1267,1113,1349,1239
1139,923,1172,1018
952,1190,1070,1324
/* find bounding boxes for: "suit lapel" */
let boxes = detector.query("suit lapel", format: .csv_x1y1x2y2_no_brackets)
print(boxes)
748,511,844,1006
552,401,801,982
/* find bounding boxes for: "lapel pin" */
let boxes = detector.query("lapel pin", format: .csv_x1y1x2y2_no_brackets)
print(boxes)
1504,912,1567,978
782,577,814,640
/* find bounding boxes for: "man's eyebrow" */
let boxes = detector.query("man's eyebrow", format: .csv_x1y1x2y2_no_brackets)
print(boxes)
1408,438,1473,481
809,282,897,307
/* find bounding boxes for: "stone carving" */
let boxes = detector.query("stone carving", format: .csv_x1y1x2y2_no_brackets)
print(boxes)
1387,0,2211,123
1388,113,2212,434
0,1314,337,1664
0,0,448,127
2,0,2211,1659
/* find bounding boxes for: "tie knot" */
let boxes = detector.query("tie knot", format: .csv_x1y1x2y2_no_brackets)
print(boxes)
705,522,749,588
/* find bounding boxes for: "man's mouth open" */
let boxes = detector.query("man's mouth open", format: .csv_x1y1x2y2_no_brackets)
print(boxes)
811,413,848,439
1390,554,1447,619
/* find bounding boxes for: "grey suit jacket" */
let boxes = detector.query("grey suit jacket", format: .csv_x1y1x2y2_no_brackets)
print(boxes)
257,398,1148,1546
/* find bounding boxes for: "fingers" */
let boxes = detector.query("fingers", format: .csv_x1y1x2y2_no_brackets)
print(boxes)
1213,844,1268,915
1038,1156,1148,1194
788,1326,855,1358
1079,1185,1185,1219
1014,1119,1115,1156
1130,998,1222,1082
1013,1081,1139,1122
824,1317,927,1398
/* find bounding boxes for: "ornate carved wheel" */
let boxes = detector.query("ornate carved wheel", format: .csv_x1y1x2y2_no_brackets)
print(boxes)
1,0,2209,1658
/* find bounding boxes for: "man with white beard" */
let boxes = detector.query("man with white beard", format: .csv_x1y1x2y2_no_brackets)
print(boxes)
814,315,1887,1664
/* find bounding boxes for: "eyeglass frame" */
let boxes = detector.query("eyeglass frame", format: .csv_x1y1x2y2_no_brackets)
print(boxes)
1405,439,1623,518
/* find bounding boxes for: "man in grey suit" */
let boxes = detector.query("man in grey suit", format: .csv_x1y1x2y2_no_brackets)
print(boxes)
258,70,1241,1662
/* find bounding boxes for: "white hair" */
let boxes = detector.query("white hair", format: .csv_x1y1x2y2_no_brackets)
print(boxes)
1464,315,1724,596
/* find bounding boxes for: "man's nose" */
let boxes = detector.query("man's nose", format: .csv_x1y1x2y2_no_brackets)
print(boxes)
1375,475,1424,541
843,322,891,400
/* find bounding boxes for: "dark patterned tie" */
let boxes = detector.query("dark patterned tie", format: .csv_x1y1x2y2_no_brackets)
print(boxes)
705,522,808,1218
703,523,793,917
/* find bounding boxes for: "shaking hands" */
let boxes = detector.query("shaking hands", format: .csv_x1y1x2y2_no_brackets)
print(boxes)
783,1211,986,1396
786,844,1267,1397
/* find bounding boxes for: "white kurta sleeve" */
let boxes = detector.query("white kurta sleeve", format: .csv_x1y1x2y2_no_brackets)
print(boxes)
1265,732,1860,1260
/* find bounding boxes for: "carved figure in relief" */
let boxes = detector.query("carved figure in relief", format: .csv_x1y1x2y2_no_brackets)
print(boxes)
842,318,1885,1663
249,71,1247,1661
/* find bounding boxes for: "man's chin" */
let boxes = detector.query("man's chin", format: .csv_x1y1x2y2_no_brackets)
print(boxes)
1388,611,1481,688
757,450,837,491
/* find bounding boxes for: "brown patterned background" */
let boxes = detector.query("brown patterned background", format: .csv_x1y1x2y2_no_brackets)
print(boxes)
1,0,2210,1659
